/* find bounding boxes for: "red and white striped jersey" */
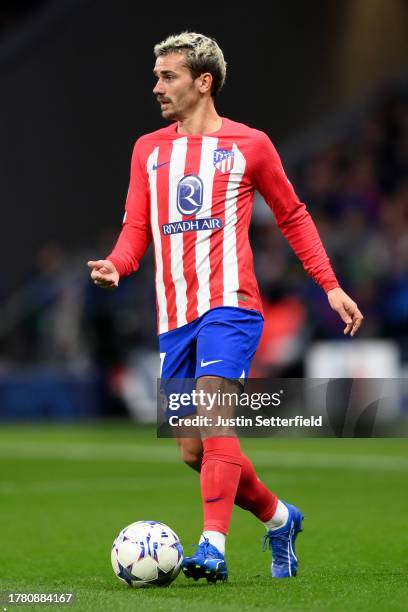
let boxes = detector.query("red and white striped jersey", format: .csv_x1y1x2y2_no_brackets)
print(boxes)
108,117,339,334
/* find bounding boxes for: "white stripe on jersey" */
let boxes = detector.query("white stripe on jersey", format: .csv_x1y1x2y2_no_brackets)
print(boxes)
148,147,168,334
195,136,218,317
222,144,246,306
168,137,188,328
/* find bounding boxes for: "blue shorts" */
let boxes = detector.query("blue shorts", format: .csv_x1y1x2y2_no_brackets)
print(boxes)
159,307,263,419
159,306,263,380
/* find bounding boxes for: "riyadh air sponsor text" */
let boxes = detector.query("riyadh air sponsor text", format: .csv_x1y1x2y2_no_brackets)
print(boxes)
162,218,223,235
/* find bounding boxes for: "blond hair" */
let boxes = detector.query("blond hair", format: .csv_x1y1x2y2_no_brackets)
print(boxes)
154,31,227,96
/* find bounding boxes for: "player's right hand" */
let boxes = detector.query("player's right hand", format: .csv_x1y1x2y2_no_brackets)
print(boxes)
87,259,119,289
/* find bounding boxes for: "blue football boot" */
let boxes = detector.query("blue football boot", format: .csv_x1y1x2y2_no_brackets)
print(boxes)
263,501,304,578
182,538,228,583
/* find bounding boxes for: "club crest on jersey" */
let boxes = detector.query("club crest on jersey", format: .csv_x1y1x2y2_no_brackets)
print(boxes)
177,174,203,216
213,148,234,173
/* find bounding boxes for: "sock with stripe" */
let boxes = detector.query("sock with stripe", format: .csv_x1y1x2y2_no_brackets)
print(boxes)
200,437,243,536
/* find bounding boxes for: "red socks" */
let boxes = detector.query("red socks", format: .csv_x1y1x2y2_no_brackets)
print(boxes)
235,453,278,522
201,437,243,534
200,437,278,534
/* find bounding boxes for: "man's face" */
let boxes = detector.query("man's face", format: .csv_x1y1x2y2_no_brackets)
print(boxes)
153,52,201,121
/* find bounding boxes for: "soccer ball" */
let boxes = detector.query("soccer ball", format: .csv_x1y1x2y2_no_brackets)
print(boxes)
111,520,183,588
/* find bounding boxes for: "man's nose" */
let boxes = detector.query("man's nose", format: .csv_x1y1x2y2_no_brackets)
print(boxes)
153,79,164,95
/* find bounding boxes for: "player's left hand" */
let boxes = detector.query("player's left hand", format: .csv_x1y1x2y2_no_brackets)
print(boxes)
327,287,364,337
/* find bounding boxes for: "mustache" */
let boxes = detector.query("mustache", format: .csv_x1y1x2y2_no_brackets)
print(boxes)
157,97,171,104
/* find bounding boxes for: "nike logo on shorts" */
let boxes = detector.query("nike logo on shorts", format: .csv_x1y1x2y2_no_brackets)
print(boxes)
204,497,224,503
200,359,223,367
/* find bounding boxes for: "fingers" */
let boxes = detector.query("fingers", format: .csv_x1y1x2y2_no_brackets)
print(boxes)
92,273,117,288
87,260,104,269
87,259,118,290
331,293,364,337
342,302,364,337
93,278,117,289
90,269,109,281
90,269,117,289
335,305,352,334
87,260,113,273
349,307,364,337
328,288,364,337
92,275,111,285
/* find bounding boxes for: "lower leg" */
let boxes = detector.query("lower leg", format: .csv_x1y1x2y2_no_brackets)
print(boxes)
236,453,288,529
235,453,277,521
177,438,288,530
200,436,243,536
175,436,202,472
197,376,244,542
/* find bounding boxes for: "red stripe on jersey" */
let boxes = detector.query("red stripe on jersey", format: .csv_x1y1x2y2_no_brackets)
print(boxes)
156,143,177,330
183,140,202,322
209,138,232,309
235,167,262,312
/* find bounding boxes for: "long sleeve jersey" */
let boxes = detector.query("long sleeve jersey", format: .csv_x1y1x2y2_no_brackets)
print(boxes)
108,117,339,334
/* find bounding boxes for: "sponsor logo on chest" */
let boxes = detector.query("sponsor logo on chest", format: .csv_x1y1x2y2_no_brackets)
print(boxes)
162,217,222,235
158,146,236,235
160,172,224,235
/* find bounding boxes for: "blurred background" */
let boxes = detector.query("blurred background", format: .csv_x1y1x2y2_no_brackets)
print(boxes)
0,0,407,422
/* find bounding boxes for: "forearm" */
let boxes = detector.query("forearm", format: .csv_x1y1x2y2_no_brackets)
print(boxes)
277,204,339,292
107,223,151,277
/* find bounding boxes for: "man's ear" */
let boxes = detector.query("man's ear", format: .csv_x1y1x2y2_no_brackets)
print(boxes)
197,72,213,94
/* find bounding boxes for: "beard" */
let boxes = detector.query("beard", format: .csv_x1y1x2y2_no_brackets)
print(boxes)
157,93,192,122
158,98,177,121
161,107,178,121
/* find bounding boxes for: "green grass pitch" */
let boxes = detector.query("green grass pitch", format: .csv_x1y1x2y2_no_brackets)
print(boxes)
0,424,407,611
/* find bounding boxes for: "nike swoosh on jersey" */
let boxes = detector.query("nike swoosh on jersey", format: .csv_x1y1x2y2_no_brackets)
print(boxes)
200,359,223,367
204,497,224,503
152,160,170,171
